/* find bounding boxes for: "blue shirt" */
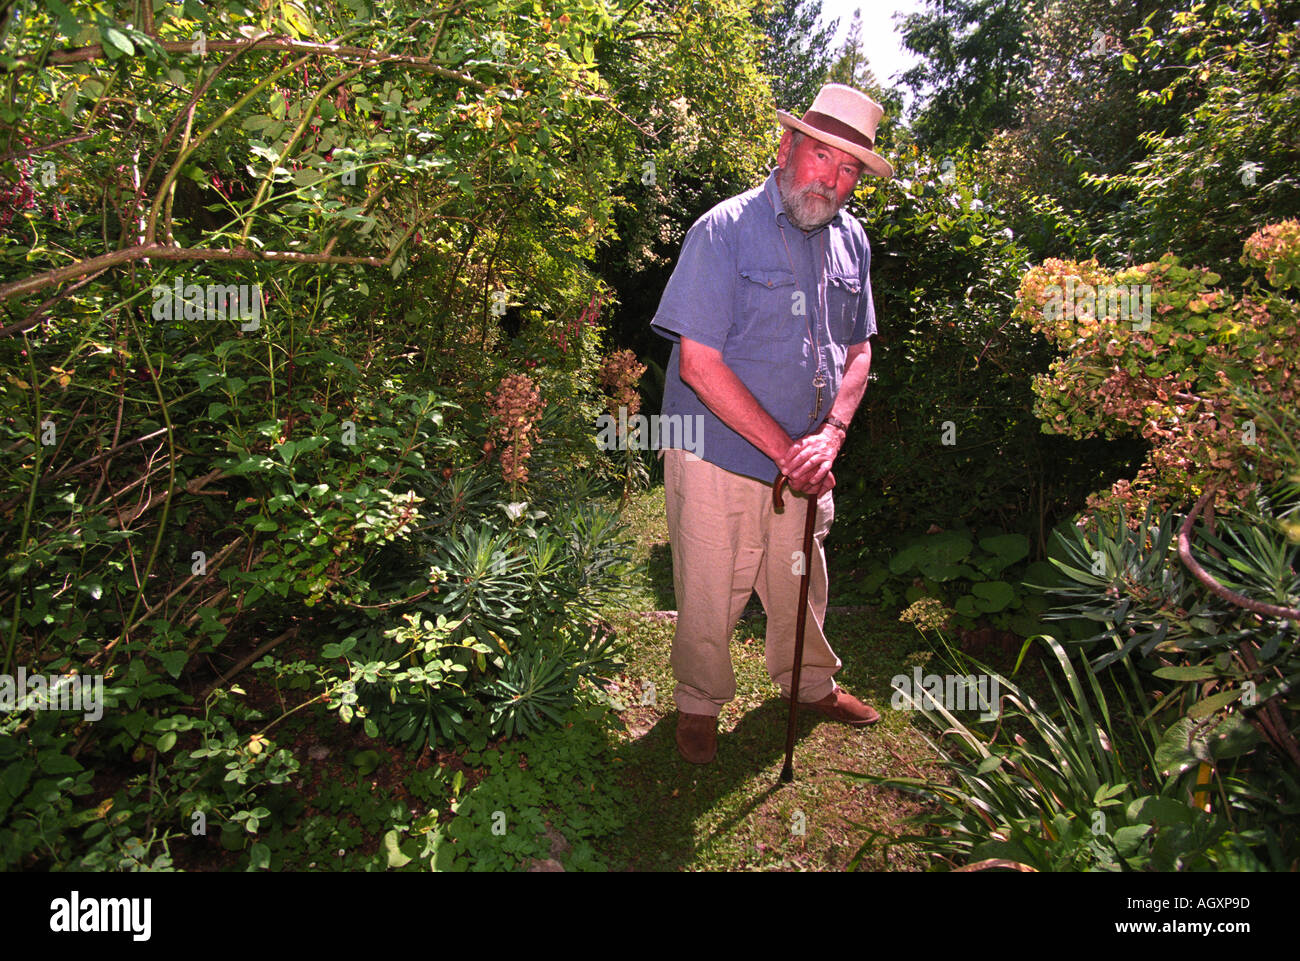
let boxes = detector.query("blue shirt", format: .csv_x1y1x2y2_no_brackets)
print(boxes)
651,168,876,483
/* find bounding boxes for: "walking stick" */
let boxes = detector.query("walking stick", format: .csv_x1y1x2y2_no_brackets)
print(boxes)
772,473,818,784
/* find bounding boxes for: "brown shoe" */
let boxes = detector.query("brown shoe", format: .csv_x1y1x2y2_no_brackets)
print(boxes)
676,711,718,764
784,686,880,726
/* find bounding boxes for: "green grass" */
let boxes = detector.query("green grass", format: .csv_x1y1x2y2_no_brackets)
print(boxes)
607,482,674,613
587,483,952,871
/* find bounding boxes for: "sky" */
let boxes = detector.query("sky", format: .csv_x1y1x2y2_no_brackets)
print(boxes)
819,0,927,108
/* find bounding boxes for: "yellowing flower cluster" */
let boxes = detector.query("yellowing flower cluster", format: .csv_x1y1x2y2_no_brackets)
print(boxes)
1241,219,1300,289
1015,223,1300,525
488,373,545,486
596,348,646,419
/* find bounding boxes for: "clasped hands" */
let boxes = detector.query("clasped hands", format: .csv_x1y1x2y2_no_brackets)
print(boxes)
776,423,843,497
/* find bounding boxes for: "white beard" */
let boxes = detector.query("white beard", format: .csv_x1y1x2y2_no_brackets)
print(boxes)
777,164,842,231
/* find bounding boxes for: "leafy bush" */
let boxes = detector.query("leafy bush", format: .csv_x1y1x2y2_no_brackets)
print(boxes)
847,526,1058,637
428,705,630,872
846,631,1278,871
826,147,1144,559
2,0,736,870
1085,2,1300,274
1015,222,1300,521
482,621,623,739
1036,491,1298,861
321,479,639,752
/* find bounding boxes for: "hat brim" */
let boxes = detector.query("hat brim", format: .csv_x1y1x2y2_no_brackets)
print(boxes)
777,110,894,179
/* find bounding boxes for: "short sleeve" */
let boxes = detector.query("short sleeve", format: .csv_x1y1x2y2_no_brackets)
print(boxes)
850,234,877,343
650,214,736,351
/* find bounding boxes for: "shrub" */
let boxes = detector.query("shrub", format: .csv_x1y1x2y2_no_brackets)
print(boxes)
845,631,1278,871
1015,223,1300,522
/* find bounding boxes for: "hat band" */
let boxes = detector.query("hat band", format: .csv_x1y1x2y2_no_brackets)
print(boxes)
801,111,875,153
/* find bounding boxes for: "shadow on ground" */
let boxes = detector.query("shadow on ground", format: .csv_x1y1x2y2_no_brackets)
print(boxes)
604,700,827,870
594,611,936,872
646,542,675,610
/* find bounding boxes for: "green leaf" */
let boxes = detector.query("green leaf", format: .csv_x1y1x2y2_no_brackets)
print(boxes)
1092,782,1129,805
980,533,1030,564
158,650,188,679
1153,665,1223,681
38,752,82,775
1126,795,1195,828
1201,713,1261,761
321,639,355,658
975,755,1003,775
350,749,383,775
101,25,135,57
1113,824,1151,856
1156,716,1208,776
1,760,34,799
1187,687,1240,719
60,86,78,120
433,831,457,872
918,560,974,581
1153,711,1258,777
248,841,271,870
972,580,1015,612
384,829,412,868
44,0,77,34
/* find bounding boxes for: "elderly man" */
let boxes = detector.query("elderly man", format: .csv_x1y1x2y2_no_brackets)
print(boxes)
650,84,892,765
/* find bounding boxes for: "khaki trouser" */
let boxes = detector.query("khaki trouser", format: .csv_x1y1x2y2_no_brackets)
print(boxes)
662,448,840,717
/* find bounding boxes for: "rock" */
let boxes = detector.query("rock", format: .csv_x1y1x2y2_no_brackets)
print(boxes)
543,820,570,858
637,610,678,622
308,744,328,761
624,717,655,739
524,857,565,872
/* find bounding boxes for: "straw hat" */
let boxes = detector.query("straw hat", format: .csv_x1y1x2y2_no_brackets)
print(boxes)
777,83,893,179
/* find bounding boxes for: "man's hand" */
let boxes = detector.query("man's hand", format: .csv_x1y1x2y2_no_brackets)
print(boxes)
778,423,844,496
777,340,869,497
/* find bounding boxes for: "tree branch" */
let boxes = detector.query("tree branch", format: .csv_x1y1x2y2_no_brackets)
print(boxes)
0,132,93,165
1177,485,1300,620
1,38,487,89
0,243,388,306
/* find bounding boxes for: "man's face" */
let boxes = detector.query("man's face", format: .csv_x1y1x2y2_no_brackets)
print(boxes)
775,130,863,232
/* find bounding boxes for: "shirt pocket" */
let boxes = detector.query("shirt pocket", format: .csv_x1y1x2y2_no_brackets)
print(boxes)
826,273,861,343
733,267,800,347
